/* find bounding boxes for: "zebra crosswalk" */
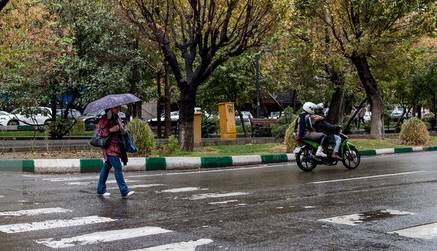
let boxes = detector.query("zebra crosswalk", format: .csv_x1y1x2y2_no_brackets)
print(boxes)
317,208,437,241
0,206,214,250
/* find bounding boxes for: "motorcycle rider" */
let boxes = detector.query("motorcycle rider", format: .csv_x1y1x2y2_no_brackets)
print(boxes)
295,102,327,157
313,103,342,160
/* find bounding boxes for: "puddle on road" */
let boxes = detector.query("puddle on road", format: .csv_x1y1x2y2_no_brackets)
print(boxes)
319,209,415,226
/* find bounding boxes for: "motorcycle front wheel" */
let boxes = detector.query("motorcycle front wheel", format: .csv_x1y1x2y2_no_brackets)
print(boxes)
342,148,361,169
296,148,317,172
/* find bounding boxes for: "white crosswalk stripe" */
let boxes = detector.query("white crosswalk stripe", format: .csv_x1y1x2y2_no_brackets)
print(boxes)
108,184,165,190
0,215,115,233
389,222,437,240
35,226,173,248
0,207,72,217
132,239,213,251
189,192,249,200
159,187,204,193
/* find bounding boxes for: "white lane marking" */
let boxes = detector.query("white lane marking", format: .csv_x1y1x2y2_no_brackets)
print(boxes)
319,209,415,226
189,192,249,200
127,163,288,178
0,207,72,217
389,222,437,240
208,200,238,205
35,226,172,248
311,171,427,184
0,215,115,233
67,182,92,185
0,195,4,198
43,176,99,182
159,187,203,193
304,206,316,209
106,180,140,184
133,239,213,251
108,184,166,190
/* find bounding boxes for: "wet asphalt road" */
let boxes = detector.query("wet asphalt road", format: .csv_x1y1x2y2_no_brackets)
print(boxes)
1,152,437,250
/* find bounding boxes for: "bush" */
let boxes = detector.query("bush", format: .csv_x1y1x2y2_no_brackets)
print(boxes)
127,119,156,155
284,120,297,153
71,120,85,135
163,135,180,155
271,107,296,139
399,117,430,145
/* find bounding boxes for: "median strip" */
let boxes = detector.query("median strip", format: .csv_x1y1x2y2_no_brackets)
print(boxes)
0,145,435,174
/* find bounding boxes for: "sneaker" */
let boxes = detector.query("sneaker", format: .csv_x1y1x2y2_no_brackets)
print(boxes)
315,146,327,158
98,192,111,197
122,191,135,199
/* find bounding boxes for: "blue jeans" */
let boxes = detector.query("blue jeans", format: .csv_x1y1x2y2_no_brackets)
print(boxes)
97,156,129,196
334,135,341,153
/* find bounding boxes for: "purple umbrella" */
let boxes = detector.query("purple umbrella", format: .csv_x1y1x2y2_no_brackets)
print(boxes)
83,93,141,114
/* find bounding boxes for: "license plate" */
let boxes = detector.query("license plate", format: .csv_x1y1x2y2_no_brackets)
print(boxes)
293,147,301,154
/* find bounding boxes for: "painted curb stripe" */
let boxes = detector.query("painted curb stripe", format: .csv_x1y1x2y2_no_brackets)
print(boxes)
375,148,395,155
80,159,103,173
261,154,288,164
359,149,377,156
146,158,166,171
412,146,424,152
2,145,436,174
394,147,413,154
425,146,437,151
0,160,24,172
34,159,80,174
201,156,233,168
232,155,262,166
123,158,146,172
165,157,201,170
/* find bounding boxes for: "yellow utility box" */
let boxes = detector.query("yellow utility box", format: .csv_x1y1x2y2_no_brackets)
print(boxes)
218,102,237,139
193,111,202,145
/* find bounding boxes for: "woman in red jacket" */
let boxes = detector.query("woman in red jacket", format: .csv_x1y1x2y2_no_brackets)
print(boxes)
96,106,135,198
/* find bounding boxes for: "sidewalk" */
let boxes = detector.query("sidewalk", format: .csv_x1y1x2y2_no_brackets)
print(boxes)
1,146,436,174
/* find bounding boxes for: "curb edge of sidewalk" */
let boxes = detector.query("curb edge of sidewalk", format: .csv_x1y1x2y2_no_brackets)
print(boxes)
1,146,436,174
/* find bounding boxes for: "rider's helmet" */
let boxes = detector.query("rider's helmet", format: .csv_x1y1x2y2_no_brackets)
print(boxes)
315,103,324,115
303,102,317,115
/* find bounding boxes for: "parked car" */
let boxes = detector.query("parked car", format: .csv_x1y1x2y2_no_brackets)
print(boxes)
81,111,127,131
149,111,180,123
269,112,281,119
0,111,14,126
56,109,82,120
235,111,253,124
364,111,371,122
390,107,406,121
8,107,52,126
148,108,204,123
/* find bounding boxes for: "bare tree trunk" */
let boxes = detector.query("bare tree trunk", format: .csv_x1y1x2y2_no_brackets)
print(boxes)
178,85,196,151
325,67,346,124
164,63,171,138
237,109,247,137
156,72,162,138
351,56,384,139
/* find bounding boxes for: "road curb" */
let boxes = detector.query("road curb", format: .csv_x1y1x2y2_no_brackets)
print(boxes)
0,146,435,174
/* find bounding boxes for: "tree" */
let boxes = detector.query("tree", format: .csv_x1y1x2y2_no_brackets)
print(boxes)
1,0,158,138
0,0,9,12
198,53,256,136
295,0,436,139
120,0,280,150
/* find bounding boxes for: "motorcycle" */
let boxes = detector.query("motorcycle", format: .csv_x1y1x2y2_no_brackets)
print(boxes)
293,132,360,172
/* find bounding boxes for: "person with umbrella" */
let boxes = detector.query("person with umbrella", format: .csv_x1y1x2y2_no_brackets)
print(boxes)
84,94,140,198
